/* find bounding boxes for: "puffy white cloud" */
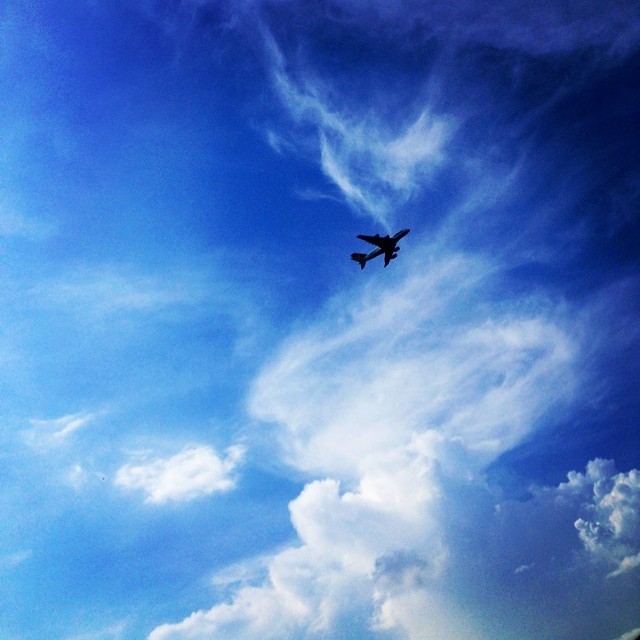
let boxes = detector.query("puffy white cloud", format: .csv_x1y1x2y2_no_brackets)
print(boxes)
564,459,640,578
149,440,446,639
148,249,585,640
115,444,245,504
148,447,640,639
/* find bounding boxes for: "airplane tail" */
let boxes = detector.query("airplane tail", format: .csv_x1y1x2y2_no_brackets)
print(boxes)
351,253,367,270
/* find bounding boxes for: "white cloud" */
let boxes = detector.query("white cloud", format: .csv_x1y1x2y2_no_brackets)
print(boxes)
149,440,447,639
563,459,640,578
373,589,476,640
250,249,576,479
148,249,586,640
0,549,32,573
612,629,640,640
262,30,454,226
115,444,245,504
24,411,99,449
513,562,534,574
30,412,96,438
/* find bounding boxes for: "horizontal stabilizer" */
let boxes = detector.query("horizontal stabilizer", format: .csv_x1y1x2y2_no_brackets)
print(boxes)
351,253,367,270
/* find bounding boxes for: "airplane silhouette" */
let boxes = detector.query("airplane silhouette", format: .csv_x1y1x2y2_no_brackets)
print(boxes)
351,229,410,269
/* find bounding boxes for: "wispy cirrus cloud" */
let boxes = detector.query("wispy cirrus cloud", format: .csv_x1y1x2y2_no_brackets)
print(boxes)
612,629,640,640
0,206,53,241
250,247,576,478
28,261,266,356
335,0,640,56
170,0,640,58
35,265,211,317
260,29,454,227
23,411,100,449
0,549,32,574
115,444,245,504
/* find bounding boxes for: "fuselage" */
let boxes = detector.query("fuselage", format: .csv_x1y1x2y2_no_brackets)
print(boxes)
351,228,411,269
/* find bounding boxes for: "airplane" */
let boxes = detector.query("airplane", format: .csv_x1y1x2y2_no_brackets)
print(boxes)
351,228,410,269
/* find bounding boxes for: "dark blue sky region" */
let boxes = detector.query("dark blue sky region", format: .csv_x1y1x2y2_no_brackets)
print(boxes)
1,1,639,639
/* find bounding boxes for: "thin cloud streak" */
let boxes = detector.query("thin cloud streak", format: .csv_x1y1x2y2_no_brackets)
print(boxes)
261,28,454,226
24,411,100,449
257,0,640,56
173,0,640,58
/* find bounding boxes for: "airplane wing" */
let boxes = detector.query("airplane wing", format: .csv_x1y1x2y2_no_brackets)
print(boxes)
357,234,385,248
384,249,394,267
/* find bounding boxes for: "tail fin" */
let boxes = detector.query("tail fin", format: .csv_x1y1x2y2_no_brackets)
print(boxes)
351,253,367,270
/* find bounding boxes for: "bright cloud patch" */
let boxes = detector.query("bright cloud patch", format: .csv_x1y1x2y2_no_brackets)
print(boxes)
148,251,590,639
115,444,245,504
566,459,640,578
250,250,576,479
149,446,446,639
148,455,640,640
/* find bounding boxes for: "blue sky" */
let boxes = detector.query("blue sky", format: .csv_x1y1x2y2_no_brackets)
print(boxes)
1,1,640,638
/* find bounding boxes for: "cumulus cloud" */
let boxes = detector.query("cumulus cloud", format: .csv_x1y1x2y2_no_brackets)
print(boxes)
148,248,587,639
561,459,640,578
115,444,245,504
150,457,640,640
150,441,446,640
